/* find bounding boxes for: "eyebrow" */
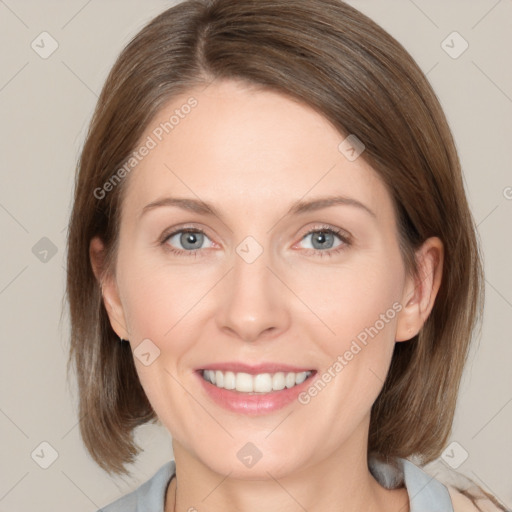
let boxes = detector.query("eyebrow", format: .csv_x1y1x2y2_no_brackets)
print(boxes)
139,195,376,221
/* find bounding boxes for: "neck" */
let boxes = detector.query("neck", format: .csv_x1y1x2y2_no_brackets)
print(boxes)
165,435,409,512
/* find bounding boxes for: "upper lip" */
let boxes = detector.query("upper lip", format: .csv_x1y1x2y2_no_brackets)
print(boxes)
197,362,315,375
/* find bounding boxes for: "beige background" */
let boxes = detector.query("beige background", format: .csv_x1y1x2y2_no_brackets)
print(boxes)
0,1,511,510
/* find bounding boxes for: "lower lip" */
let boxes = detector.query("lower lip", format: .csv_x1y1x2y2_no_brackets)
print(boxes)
195,370,317,415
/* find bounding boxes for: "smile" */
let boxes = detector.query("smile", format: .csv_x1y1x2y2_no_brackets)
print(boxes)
201,369,314,393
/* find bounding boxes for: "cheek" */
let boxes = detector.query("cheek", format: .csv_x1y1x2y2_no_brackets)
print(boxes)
305,253,404,398
303,253,403,344
295,277,401,441
118,252,194,340
118,261,198,432
122,279,168,341
117,254,217,384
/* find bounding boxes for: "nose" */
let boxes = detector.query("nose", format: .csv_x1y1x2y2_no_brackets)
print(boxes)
216,241,291,343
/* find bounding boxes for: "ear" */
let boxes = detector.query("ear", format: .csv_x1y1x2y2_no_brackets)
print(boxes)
395,236,444,342
89,236,130,340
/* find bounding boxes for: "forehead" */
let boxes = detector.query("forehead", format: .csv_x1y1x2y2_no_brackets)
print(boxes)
120,79,394,226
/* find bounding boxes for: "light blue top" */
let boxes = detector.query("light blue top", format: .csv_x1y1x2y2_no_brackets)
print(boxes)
98,456,454,511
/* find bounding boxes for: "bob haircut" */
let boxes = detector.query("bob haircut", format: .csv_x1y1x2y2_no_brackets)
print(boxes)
67,0,485,493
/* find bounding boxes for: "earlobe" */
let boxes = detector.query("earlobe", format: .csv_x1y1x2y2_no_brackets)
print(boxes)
395,237,444,342
89,236,130,340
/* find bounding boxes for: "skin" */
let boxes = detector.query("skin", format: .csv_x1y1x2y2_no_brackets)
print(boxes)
90,79,444,512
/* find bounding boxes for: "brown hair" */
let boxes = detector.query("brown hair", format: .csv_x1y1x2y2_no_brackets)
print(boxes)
65,0,502,508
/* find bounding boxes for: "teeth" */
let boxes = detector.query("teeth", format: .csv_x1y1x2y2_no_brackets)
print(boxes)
202,370,313,393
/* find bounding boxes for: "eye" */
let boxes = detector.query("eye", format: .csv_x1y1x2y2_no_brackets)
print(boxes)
161,228,214,256
296,226,351,257
159,224,351,258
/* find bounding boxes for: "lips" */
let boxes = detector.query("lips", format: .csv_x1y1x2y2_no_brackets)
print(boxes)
194,365,317,415
197,361,314,375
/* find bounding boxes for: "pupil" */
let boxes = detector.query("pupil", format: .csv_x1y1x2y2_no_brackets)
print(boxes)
313,231,333,249
182,232,202,249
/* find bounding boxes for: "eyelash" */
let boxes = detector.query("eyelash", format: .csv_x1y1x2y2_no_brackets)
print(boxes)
160,224,352,259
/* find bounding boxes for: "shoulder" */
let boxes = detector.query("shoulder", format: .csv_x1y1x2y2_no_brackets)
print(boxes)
397,456,507,512
417,457,508,512
97,461,175,512
447,485,480,512
446,485,504,512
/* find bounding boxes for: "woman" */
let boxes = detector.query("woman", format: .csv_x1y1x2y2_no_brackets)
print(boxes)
66,0,507,510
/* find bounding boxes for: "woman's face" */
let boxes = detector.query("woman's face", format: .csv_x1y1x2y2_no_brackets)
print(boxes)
95,79,432,479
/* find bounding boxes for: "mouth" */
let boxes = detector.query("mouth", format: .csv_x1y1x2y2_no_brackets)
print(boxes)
198,368,316,394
